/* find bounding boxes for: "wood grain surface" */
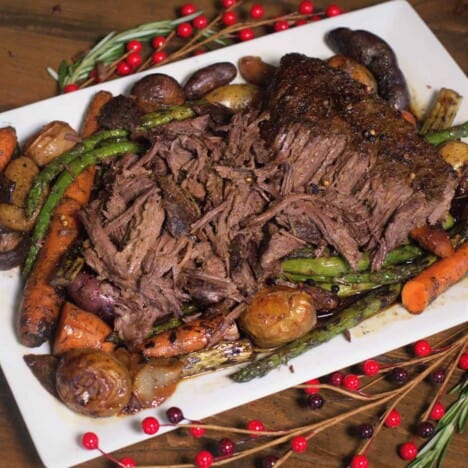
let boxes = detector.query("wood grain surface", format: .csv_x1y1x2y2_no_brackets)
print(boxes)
0,1,467,467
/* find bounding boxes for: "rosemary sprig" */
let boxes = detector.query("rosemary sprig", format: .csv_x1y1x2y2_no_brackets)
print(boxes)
408,377,468,468
47,12,201,90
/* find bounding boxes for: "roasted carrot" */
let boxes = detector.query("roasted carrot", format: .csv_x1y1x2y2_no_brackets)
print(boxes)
80,90,112,137
0,126,17,172
53,302,114,355
16,91,112,347
401,242,468,314
409,224,455,258
400,109,417,127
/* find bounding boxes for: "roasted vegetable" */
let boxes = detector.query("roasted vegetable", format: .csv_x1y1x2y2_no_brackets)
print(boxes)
0,232,29,270
184,62,237,100
238,286,317,348
425,121,468,146
131,73,185,112
205,83,261,111
23,354,59,398
140,105,195,129
238,56,276,86
438,140,468,173
4,156,39,207
231,284,401,382
401,242,468,314
327,28,410,110
409,225,455,258
327,55,377,93
53,302,115,355
56,349,132,417
420,88,463,135
24,121,79,167
0,127,18,172
0,203,37,232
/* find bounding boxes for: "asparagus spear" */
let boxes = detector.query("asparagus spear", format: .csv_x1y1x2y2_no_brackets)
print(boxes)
22,141,142,277
425,121,468,146
140,105,195,128
289,256,436,285
231,284,401,382
281,244,423,276
25,129,129,218
181,339,254,377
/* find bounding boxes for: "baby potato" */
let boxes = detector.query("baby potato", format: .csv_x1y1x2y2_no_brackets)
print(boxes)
0,203,36,232
24,121,78,167
205,84,261,112
4,156,39,207
239,286,317,348
238,56,276,86
184,62,237,100
327,55,377,93
438,140,468,173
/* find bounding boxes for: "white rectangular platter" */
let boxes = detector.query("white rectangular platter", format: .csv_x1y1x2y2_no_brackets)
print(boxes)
0,1,467,466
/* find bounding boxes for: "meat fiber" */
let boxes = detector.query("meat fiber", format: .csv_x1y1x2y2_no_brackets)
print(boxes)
80,54,458,345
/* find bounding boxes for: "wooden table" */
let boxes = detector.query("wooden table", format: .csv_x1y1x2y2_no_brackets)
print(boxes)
0,1,466,467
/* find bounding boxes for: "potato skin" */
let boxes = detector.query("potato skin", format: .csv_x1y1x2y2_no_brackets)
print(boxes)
4,156,39,207
239,286,317,348
56,349,132,417
205,84,261,112
238,56,276,86
327,55,377,94
131,74,185,112
184,62,237,100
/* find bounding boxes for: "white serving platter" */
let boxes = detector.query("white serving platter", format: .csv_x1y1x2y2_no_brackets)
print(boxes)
0,1,467,466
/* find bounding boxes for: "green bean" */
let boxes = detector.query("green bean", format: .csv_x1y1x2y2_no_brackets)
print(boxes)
140,105,195,128
425,121,468,146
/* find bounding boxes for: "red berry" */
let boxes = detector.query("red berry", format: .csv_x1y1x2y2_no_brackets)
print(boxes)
116,61,132,76
343,374,360,390
180,3,196,16
142,416,160,435
247,419,265,437
362,359,380,376
152,36,166,49
298,1,314,15
326,4,343,17
63,83,79,93
190,422,206,438
126,52,142,69
430,402,445,421
262,455,279,468
222,0,236,7
459,353,468,370
413,339,432,357
193,49,205,55
167,406,184,423
81,432,99,450
195,450,214,468
310,14,322,21
295,19,308,26
250,4,265,19
429,368,446,384
152,51,167,64
303,378,320,394
399,441,418,460
291,435,308,453
416,421,435,438
350,454,369,468
193,15,208,29
177,22,193,38
120,456,137,467
385,408,402,428
218,437,235,456
329,371,344,386
307,393,325,410
126,40,142,52
239,28,255,41
274,20,289,32
222,11,237,26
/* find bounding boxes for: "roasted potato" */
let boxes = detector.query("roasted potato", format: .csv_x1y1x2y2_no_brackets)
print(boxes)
184,62,237,100
327,55,377,93
4,156,39,207
238,56,276,86
238,286,317,348
131,74,185,112
0,203,36,232
439,140,468,173
24,121,78,167
205,84,261,112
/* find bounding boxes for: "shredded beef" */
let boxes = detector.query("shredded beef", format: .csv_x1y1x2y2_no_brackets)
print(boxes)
81,54,458,345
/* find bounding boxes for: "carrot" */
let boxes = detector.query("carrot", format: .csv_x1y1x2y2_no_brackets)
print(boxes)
80,90,112,138
400,109,417,127
0,126,18,172
53,302,114,355
16,91,112,347
409,224,455,258
401,242,468,314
